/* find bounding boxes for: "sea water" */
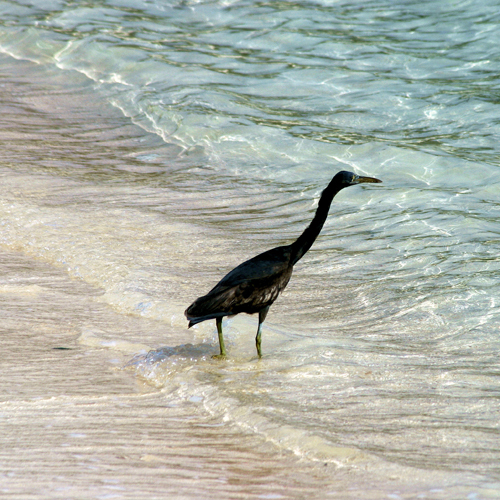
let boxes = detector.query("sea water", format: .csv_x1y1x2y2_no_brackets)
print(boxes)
0,1,499,498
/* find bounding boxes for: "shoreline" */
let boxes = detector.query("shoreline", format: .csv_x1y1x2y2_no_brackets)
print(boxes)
0,54,346,500
0,53,494,500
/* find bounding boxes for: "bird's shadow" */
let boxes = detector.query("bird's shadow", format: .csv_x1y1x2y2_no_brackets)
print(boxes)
126,343,216,366
123,343,223,384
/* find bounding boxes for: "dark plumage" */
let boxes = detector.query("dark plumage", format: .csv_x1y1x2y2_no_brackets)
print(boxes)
185,170,382,358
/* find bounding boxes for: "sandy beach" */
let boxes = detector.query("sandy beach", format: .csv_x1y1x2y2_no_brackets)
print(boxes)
0,55,362,500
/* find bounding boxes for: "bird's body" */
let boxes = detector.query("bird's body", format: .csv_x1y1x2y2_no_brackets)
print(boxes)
187,245,293,323
185,170,381,358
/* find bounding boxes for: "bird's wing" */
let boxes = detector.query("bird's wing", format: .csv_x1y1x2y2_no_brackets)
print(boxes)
186,245,293,321
211,245,292,291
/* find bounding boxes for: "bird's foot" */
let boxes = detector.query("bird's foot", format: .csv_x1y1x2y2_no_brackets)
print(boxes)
211,353,227,360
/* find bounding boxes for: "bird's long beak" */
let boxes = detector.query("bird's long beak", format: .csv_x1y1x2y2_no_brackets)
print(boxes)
354,175,382,184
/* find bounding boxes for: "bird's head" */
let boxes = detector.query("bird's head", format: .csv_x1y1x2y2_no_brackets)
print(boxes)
335,170,382,187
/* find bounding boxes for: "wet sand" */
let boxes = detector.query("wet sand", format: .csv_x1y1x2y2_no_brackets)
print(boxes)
0,235,408,500
0,55,345,500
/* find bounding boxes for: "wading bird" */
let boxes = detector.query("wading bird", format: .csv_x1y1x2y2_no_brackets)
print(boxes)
185,170,381,358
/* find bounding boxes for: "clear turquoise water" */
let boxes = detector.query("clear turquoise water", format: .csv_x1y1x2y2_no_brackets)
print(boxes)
0,1,499,498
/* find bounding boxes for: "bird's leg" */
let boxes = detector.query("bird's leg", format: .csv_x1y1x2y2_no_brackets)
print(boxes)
256,306,270,359
216,317,226,357
255,323,263,359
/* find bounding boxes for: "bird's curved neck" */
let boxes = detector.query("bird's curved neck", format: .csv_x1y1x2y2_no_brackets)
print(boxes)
290,181,344,265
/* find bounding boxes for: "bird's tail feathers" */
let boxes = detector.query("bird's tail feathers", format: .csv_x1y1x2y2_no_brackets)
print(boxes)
186,311,227,328
185,286,236,326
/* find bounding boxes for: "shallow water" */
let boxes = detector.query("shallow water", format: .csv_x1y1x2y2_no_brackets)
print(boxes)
0,1,500,498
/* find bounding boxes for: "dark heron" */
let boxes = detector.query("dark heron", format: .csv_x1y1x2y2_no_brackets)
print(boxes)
185,170,381,358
